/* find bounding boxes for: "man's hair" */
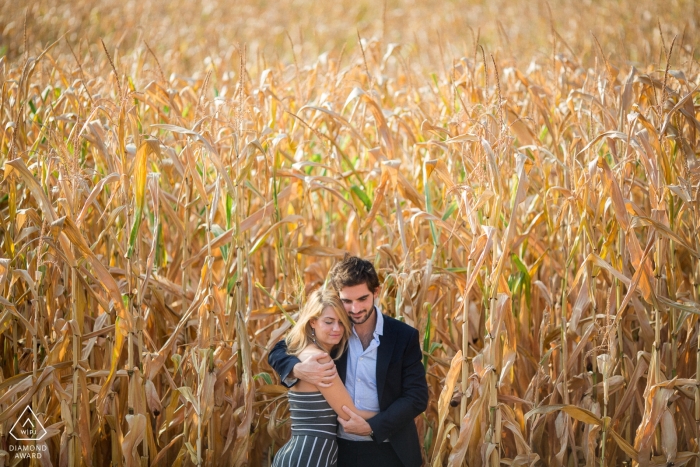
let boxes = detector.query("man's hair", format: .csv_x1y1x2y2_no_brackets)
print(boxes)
328,255,380,293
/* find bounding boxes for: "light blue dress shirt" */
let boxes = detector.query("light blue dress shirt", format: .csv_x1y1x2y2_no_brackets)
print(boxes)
338,307,384,441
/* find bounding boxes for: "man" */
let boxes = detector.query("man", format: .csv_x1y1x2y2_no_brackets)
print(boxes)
268,256,429,467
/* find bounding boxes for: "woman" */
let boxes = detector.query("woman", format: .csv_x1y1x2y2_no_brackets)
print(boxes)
272,288,375,467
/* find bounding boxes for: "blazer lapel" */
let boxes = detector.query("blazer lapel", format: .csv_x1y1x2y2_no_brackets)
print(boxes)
375,316,396,405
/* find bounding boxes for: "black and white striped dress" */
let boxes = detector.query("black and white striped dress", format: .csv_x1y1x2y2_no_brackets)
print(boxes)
272,391,338,467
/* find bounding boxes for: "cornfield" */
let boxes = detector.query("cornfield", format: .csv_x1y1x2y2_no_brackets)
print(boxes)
1,0,700,465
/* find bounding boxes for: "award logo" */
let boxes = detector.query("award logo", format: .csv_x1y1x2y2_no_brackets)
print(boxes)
8,406,47,459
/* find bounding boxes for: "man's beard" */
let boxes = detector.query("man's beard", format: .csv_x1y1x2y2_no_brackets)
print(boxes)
349,305,375,325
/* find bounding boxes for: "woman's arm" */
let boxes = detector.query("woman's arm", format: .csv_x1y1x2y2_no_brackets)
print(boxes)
314,354,376,421
268,340,338,388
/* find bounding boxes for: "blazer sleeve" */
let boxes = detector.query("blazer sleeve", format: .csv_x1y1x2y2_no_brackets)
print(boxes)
367,328,429,443
267,339,302,388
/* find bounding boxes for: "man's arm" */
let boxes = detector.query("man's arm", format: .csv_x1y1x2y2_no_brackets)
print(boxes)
366,329,428,443
268,340,301,388
267,339,338,388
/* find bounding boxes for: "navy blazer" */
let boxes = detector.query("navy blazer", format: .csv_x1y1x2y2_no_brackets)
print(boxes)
268,314,428,467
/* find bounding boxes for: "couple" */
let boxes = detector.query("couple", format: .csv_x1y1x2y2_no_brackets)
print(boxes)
268,256,428,467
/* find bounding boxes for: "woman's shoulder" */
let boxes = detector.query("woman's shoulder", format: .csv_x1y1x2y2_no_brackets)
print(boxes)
298,345,330,362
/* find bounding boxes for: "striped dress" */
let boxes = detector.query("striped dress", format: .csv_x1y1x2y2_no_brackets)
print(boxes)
272,391,338,467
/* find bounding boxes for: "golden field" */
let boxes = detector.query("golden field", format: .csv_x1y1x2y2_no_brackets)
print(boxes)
1,0,700,465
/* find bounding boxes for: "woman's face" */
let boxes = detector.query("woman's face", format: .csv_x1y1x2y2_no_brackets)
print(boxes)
310,306,345,350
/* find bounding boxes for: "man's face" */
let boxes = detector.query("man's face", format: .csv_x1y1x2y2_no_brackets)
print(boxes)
338,283,377,325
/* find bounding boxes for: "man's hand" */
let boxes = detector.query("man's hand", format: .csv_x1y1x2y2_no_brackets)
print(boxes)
291,353,337,387
338,406,372,436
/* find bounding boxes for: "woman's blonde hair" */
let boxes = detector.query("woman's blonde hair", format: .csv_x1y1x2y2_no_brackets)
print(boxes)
285,288,351,360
